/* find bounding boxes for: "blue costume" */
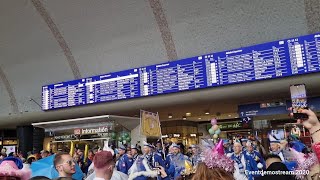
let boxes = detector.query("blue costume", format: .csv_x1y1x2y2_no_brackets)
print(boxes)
116,145,133,174
245,150,265,170
230,152,258,180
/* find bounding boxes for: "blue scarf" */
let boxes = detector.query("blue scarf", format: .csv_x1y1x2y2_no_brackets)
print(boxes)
232,153,245,174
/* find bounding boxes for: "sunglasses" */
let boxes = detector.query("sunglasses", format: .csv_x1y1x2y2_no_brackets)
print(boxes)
58,159,76,166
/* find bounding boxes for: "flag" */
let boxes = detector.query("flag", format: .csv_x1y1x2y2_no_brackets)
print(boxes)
140,110,161,137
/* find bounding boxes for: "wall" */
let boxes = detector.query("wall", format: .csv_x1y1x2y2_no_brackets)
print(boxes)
130,125,146,146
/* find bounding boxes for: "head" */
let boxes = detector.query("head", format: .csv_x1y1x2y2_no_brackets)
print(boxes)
169,146,174,154
73,154,80,162
131,148,138,156
156,142,161,149
118,148,126,156
191,146,198,154
93,151,115,177
191,163,234,180
270,142,280,152
0,153,7,160
246,141,254,153
77,149,83,156
265,154,282,169
228,139,233,144
143,146,151,155
54,152,76,177
40,150,49,159
233,143,242,154
27,157,36,165
126,147,131,155
173,147,180,155
88,150,94,157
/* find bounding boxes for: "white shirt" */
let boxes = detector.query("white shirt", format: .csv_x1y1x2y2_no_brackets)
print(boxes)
93,178,105,180
86,170,128,180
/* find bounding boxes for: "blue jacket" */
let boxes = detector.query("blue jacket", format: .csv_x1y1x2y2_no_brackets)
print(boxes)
116,154,133,174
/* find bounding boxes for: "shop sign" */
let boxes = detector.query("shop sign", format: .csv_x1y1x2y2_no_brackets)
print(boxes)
207,121,251,131
78,126,111,135
54,134,77,141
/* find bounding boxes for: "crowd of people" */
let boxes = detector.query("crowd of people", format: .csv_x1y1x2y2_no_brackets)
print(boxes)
0,109,319,180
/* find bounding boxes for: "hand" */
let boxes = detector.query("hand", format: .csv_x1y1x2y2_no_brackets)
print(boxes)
290,108,320,130
158,166,168,178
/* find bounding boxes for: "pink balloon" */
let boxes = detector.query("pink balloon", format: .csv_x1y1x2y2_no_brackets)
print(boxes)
212,124,219,131
211,118,217,125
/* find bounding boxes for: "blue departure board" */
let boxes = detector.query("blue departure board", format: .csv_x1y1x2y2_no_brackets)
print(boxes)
42,33,320,110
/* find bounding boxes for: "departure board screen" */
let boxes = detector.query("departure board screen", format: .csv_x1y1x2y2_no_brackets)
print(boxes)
42,33,320,110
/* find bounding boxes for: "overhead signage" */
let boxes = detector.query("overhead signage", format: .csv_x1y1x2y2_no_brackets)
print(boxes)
42,33,320,110
54,134,77,141
239,96,320,117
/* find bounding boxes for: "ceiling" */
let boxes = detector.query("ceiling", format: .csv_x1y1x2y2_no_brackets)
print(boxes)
0,0,319,128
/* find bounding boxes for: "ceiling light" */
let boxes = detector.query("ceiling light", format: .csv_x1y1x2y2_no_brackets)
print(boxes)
182,116,187,120
228,115,232,117
168,113,173,119
198,117,202,120
186,112,191,117
205,110,210,115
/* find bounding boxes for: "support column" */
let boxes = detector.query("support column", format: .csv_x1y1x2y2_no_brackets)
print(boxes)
16,126,33,158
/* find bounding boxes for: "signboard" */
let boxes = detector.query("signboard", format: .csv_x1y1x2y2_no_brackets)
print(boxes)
239,96,320,117
42,33,320,110
140,110,161,137
206,120,252,131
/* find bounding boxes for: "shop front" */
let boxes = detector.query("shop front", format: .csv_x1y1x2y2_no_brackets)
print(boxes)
159,120,199,151
33,115,144,156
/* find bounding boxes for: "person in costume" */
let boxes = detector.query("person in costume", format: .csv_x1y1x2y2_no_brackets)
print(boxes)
227,139,258,180
193,139,234,180
0,156,31,180
127,142,169,180
116,144,133,175
223,139,233,154
170,143,190,179
129,145,140,162
245,140,265,170
156,140,165,159
190,144,201,168
241,138,248,152
269,134,285,161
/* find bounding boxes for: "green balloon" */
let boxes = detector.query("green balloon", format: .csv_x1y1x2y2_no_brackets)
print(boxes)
126,137,131,142
124,132,129,138
208,128,215,135
111,132,116,139
118,136,123,141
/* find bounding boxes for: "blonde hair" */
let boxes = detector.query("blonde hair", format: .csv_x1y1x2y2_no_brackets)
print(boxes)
191,163,234,180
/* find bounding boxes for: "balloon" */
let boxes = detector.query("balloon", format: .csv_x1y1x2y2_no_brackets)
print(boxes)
213,134,218,139
124,132,129,138
208,128,215,135
111,132,116,139
211,118,217,125
118,136,123,141
126,137,131,142
214,129,221,135
212,125,219,131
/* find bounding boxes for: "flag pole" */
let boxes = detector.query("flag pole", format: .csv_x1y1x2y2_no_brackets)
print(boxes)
157,112,166,160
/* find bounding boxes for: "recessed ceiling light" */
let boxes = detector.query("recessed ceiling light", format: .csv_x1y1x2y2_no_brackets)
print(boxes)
186,112,191,117
182,116,187,120
198,117,202,120
168,113,173,119
228,115,232,117
205,112,210,115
